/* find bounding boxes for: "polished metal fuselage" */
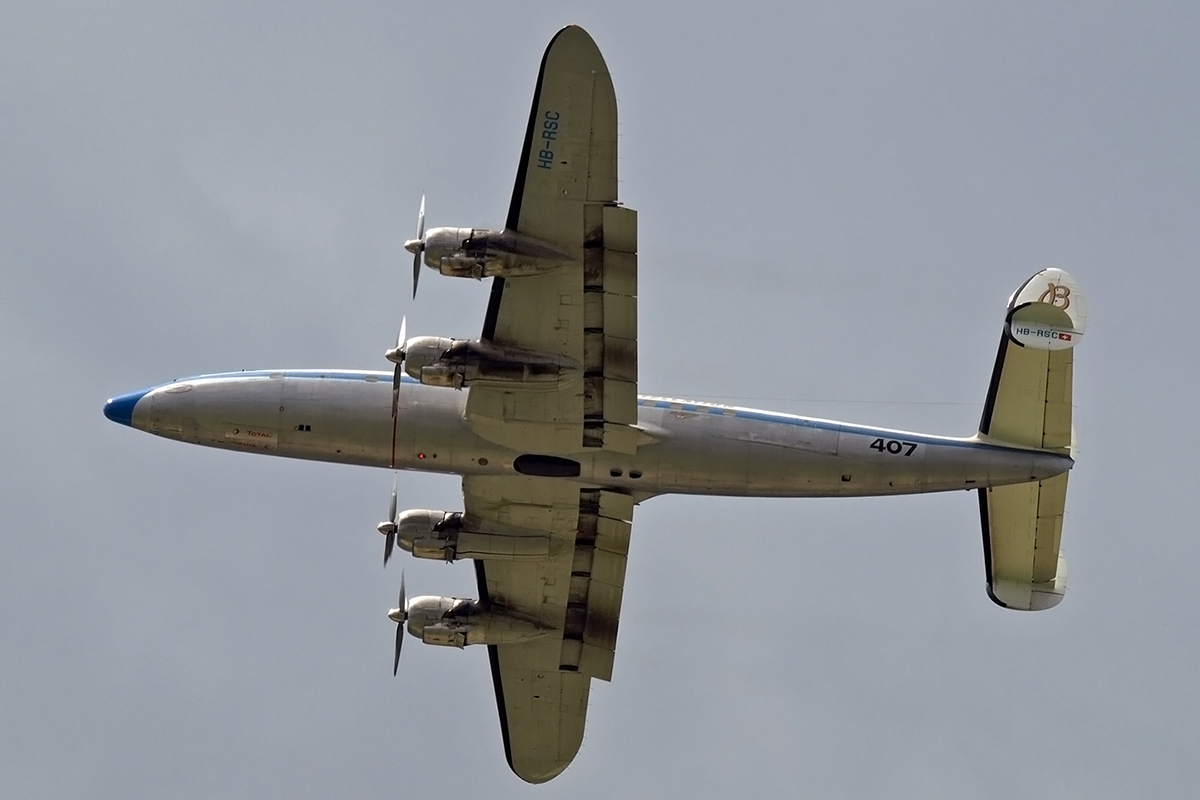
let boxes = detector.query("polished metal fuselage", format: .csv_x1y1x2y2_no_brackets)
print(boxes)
125,370,1071,499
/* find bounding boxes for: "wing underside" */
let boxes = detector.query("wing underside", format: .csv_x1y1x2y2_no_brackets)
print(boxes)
467,25,638,456
462,26,638,783
465,476,633,783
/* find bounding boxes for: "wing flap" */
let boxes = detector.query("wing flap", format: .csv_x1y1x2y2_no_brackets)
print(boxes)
581,206,638,452
563,489,633,680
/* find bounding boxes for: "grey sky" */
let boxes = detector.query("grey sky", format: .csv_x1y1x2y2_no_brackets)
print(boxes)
3,2,1198,797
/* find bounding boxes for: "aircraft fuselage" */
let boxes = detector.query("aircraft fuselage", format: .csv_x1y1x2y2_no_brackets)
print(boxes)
105,370,1071,499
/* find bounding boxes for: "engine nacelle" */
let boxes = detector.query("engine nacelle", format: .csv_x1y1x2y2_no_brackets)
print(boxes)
422,226,572,280
397,509,553,562
398,337,580,390
405,595,554,647
420,623,468,648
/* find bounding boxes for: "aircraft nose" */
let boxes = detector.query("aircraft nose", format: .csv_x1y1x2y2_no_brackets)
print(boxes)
103,389,151,427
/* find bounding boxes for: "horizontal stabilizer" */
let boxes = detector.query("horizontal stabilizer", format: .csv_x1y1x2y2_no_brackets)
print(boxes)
979,267,1085,452
979,475,1069,610
976,269,1083,610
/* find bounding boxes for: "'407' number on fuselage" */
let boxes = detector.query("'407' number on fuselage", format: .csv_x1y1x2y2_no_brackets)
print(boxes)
869,438,918,456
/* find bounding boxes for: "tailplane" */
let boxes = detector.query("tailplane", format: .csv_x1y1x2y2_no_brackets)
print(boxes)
977,268,1086,610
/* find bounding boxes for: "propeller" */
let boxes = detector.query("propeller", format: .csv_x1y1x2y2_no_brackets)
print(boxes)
377,474,399,566
402,195,426,298
386,572,408,675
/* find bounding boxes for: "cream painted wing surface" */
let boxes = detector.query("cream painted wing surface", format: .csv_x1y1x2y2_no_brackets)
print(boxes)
468,25,639,456
464,475,633,783
977,268,1085,611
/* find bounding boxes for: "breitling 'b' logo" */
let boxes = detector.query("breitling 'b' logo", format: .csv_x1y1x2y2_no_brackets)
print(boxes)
1037,282,1071,309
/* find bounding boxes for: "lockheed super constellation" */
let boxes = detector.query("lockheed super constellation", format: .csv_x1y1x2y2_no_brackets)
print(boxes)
105,26,1085,783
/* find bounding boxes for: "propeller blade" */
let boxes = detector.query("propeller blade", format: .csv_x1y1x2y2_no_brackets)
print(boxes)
392,572,407,675
390,316,407,419
382,475,399,567
391,364,402,419
393,618,404,675
412,196,426,298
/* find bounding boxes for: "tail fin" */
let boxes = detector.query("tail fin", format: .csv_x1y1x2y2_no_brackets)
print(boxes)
977,268,1086,610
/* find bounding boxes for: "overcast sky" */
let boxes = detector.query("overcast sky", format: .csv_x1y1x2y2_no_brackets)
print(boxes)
3,2,1198,798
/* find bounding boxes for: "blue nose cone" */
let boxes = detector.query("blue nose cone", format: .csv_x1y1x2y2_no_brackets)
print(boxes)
103,389,151,427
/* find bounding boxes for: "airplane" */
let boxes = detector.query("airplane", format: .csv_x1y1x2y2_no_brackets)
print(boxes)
103,25,1086,784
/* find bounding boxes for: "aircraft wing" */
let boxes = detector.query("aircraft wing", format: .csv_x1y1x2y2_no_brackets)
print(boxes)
467,25,638,456
464,475,634,783
460,26,640,783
